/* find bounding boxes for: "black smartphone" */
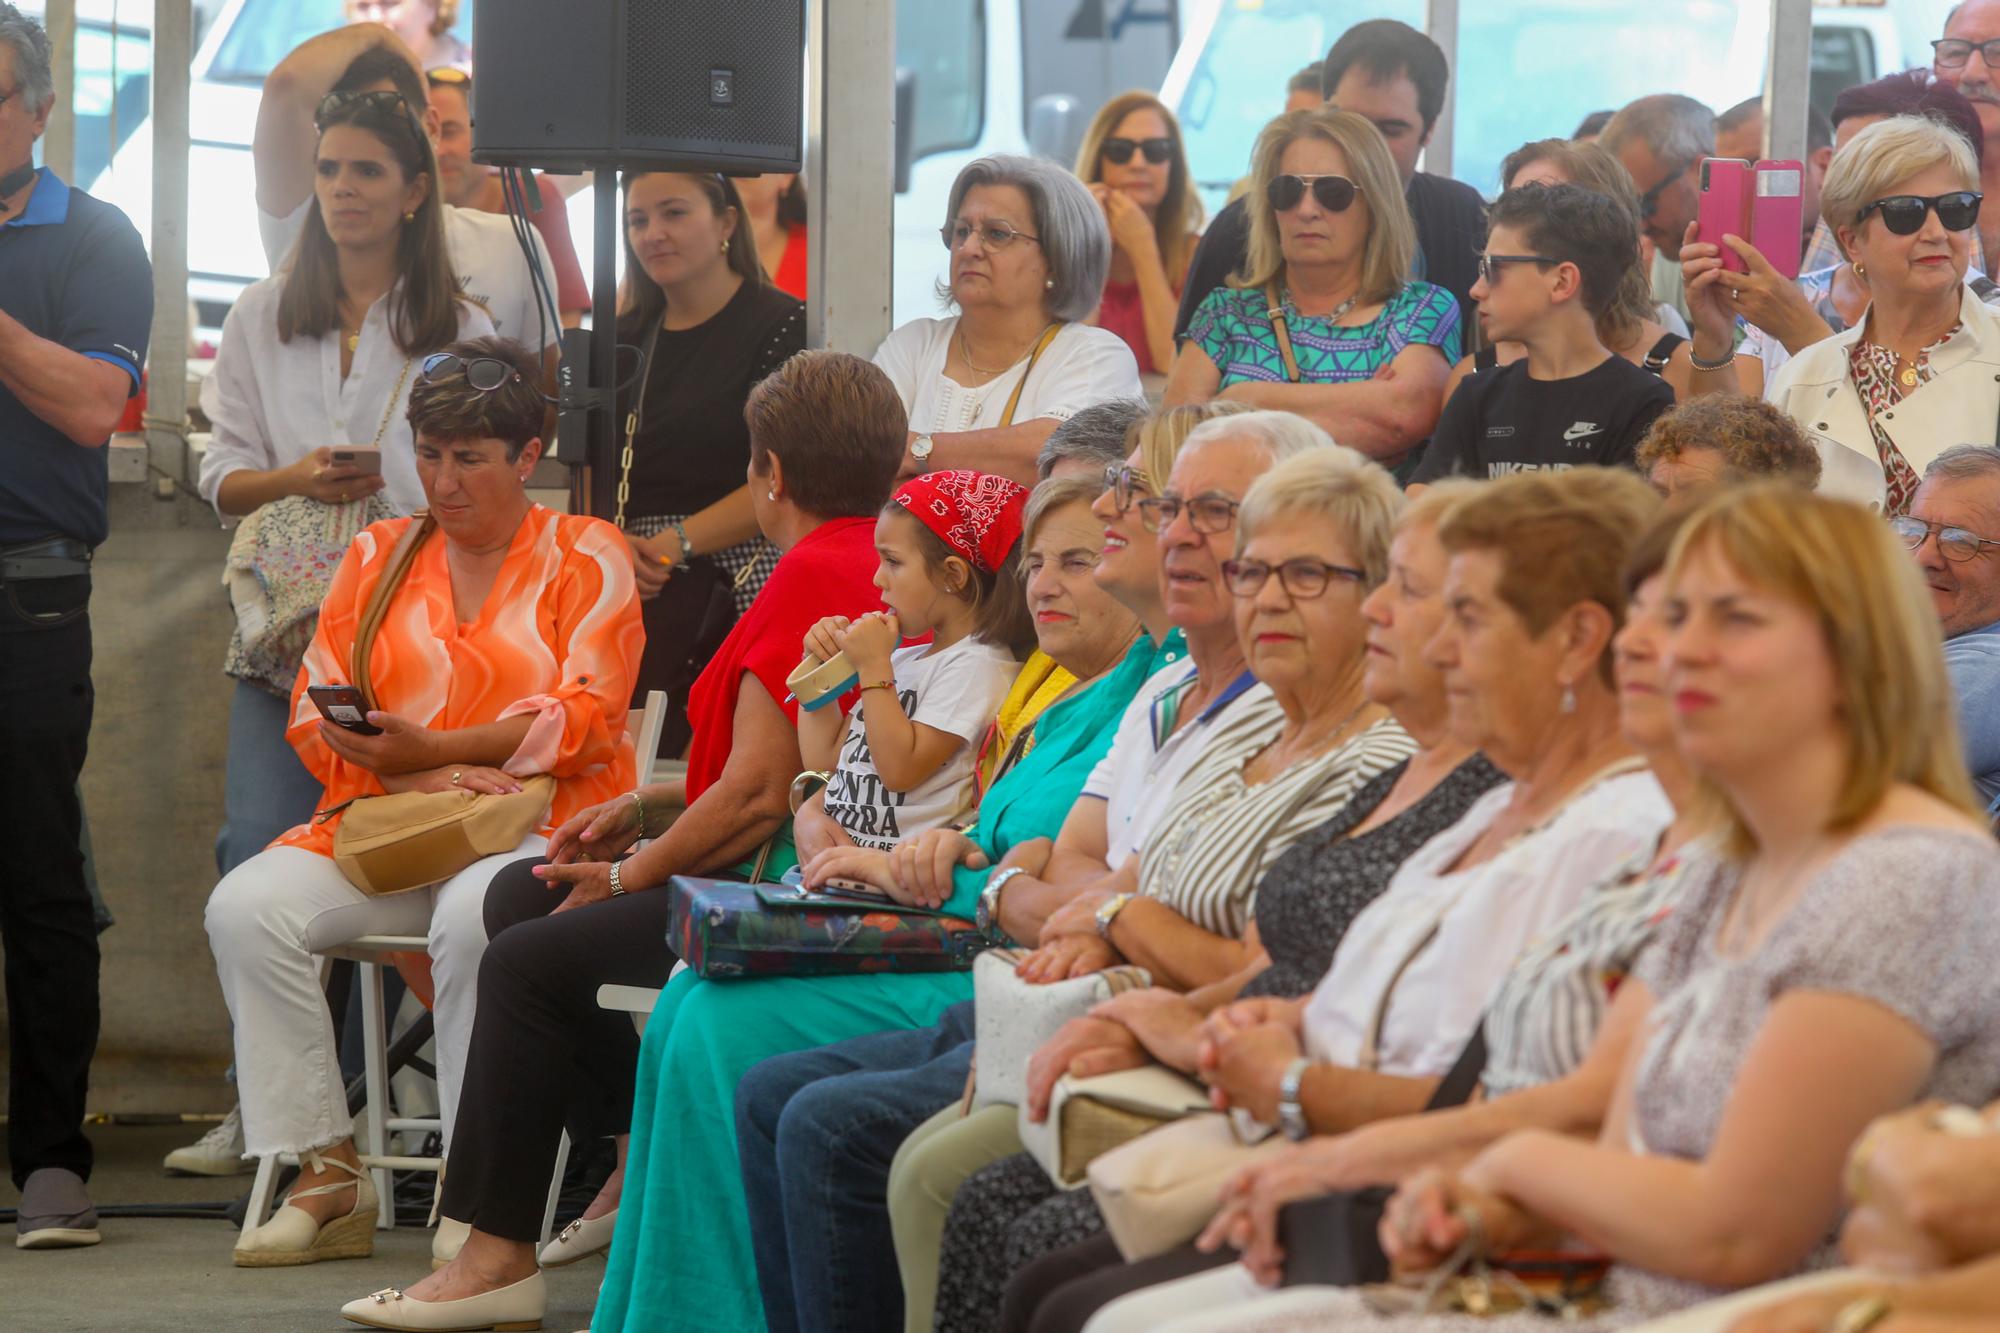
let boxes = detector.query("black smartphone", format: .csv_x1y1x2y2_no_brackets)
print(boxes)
306,683,382,735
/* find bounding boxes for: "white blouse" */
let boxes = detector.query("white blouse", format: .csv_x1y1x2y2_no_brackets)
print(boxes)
198,276,495,521
872,316,1142,435
1301,770,1672,1077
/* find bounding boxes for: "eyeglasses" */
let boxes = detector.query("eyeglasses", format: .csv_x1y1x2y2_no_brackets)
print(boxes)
421,353,523,392
1932,38,2000,69
1265,174,1360,214
1222,558,1366,600
314,89,422,133
941,220,1041,251
1102,462,1149,515
1637,160,1691,220
1857,191,1984,236
1476,252,1560,284
1102,137,1173,166
1135,493,1239,534
1890,514,2000,562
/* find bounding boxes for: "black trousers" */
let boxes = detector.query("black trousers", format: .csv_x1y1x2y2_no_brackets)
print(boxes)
1003,1234,1233,1333
440,856,678,1241
0,573,99,1189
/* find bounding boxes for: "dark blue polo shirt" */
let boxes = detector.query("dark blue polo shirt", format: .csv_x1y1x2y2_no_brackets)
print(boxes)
0,167,153,547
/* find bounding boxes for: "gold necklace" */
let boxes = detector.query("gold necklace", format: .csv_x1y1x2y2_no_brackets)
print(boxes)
956,324,1032,376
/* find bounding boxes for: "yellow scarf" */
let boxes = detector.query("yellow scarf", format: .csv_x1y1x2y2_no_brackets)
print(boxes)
974,650,1077,796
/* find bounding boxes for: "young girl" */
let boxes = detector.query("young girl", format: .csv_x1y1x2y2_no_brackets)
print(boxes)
797,471,1035,855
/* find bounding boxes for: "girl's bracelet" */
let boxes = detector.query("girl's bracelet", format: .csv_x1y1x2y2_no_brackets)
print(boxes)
860,681,897,692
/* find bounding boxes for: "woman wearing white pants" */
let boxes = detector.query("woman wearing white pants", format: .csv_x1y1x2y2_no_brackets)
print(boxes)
207,336,644,1269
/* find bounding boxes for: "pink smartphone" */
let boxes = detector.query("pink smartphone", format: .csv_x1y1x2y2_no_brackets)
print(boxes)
1697,158,1753,273
1751,160,1805,281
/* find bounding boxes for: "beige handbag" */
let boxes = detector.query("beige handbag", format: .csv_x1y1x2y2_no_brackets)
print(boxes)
318,515,555,895
1020,1063,1213,1188
1087,1110,1289,1261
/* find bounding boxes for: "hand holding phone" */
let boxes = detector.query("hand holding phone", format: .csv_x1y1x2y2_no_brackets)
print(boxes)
329,445,383,476
1697,158,1753,274
307,684,382,735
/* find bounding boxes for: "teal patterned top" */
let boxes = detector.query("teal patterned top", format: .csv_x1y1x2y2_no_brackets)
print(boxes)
1187,280,1461,387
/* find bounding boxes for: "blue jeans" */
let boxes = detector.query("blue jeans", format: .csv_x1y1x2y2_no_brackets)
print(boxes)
216,679,325,878
736,1001,977,1333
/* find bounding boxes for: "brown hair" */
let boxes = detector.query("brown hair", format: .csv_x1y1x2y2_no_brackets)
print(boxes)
1633,396,1823,491
1501,138,1657,348
277,93,460,356
618,171,765,337
405,335,546,460
1073,91,1205,283
1437,467,1663,683
1621,500,1703,598
1665,484,1979,855
883,506,1036,659
1238,107,1415,301
744,350,904,520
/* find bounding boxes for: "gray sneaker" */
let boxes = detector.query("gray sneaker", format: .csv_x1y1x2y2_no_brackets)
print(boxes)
16,1167,100,1250
163,1105,252,1176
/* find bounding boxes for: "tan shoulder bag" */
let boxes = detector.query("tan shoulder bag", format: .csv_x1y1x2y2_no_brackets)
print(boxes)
320,514,556,894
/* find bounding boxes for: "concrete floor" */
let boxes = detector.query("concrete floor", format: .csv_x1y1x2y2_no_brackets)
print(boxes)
10,1124,602,1332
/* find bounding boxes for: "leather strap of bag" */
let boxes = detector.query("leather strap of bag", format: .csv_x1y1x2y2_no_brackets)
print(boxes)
1263,285,1303,384
350,513,435,709
998,323,1064,427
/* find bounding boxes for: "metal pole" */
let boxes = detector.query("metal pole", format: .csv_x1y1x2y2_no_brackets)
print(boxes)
43,0,74,180
589,167,618,519
147,0,192,490
1763,0,1812,163
805,0,894,354
1424,0,1458,180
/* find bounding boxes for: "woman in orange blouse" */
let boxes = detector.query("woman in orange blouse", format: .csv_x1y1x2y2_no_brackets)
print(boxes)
206,337,643,1269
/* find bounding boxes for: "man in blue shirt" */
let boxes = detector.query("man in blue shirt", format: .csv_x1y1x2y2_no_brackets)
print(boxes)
1901,447,2000,810
0,3,152,1250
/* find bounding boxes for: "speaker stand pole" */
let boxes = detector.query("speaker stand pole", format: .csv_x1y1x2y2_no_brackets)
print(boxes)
589,166,620,520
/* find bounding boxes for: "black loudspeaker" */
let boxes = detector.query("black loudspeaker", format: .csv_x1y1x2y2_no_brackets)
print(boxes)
470,0,805,174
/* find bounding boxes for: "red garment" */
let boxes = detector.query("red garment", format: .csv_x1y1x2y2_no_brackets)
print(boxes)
892,471,1027,573
682,515,881,799
1097,278,1156,374
520,175,590,318
773,224,809,301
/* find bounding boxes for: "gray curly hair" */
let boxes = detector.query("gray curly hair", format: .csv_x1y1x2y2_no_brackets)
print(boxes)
0,4,52,117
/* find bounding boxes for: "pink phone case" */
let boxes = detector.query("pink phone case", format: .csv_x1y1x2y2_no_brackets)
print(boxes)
1697,158,1753,273
1751,160,1805,281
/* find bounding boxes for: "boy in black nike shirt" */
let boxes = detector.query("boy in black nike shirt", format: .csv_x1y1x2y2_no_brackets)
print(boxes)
1411,182,1673,484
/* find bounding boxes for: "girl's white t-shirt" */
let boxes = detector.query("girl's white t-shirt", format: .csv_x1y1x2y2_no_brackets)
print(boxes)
821,637,1020,851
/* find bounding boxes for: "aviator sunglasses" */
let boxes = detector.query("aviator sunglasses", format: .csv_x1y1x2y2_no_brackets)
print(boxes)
1102,136,1173,166
1265,174,1360,214
1856,191,1983,236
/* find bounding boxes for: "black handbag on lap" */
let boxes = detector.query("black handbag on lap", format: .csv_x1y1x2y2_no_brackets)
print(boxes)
1277,1026,1489,1288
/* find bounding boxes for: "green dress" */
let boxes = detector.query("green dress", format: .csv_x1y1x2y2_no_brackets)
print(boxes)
591,630,1183,1332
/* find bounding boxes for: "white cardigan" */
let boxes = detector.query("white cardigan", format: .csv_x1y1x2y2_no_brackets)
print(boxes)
1765,285,2000,510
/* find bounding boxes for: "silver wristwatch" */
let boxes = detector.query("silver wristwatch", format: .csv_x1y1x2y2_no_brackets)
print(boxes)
909,434,935,465
1277,1057,1313,1141
1094,892,1135,941
976,865,1028,939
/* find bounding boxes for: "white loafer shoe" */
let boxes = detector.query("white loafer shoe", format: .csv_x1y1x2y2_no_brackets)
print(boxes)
341,1272,546,1331
537,1209,616,1268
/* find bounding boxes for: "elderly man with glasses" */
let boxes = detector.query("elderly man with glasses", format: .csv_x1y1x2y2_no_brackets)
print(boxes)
1901,445,2000,808
1933,0,2000,268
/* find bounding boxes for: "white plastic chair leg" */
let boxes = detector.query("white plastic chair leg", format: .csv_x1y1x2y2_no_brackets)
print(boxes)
239,1153,283,1245
358,958,396,1230
540,1130,572,1247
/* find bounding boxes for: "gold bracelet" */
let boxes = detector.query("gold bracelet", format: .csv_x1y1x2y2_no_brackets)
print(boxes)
629,790,646,833
1828,1294,1893,1333
860,680,897,692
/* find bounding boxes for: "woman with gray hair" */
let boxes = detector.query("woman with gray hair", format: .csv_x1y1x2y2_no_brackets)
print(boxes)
875,155,1143,485
1164,108,1461,470
1762,115,2000,514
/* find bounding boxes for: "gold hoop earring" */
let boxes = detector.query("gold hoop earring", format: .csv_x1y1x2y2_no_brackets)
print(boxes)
1853,261,1866,279
721,238,731,255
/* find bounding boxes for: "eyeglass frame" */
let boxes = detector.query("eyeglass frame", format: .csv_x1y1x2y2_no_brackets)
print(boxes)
420,352,525,392
1101,137,1174,166
1637,158,1693,220
1932,37,2000,69
1222,557,1367,600
1102,462,1151,515
940,219,1042,251
1476,252,1562,285
1889,514,2000,563
1855,191,1984,235
1135,491,1240,535
1265,173,1361,215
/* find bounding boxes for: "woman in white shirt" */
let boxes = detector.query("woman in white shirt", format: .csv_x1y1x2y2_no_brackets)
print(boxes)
875,155,1143,486
200,87,492,878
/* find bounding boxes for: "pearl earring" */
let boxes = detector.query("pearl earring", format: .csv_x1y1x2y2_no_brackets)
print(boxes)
1853,261,1866,279
403,210,416,223
1559,683,1577,715
1044,278,1055,290
767,489,777,501
722,238,731,255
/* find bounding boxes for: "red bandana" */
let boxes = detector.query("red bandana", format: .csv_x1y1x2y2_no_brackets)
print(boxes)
893,470,1029,573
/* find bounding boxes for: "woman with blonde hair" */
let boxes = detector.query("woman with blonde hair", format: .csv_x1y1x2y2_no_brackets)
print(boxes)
1164,108,1460,469
1101,484,2000,1332
1439,138,1696,404
1760,116,2000,513
1074,91,1205,375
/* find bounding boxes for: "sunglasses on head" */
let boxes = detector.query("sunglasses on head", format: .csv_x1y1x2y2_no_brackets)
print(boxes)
314,88,422,133
1857,191,1983,236
1102,137,1173,166
421,353,523,392
1265,174,1359,214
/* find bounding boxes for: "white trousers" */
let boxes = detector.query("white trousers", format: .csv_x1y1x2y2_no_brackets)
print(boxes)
203,837,545,1161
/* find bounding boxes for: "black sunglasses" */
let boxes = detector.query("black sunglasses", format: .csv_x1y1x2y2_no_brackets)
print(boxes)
1637,160,1691,220
1102,136,1173,166
1857,191,1983,236
421,353,523,392
314,89,423,133
1477,252,1561,284
1266,174,1360,214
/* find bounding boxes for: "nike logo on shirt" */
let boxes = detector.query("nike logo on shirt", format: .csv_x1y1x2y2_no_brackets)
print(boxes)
1562,422,1603,443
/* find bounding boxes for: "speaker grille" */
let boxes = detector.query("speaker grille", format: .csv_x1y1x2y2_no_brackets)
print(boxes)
623,0,804,159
